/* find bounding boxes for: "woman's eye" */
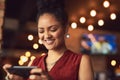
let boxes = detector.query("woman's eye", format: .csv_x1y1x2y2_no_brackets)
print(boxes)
50,28,57,32
38,30,44,33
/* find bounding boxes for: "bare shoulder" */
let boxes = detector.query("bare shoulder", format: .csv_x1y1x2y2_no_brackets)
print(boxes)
80,54,92,68
81,54,91,62
79,54,94,80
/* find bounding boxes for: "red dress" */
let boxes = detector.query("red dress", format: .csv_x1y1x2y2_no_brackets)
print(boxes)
31,50,82,80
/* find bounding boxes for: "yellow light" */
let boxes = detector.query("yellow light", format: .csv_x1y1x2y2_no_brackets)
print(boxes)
71,22,77,29
20,55,28,62
30,56,36,61
88,25,94,31
28,34,34,41
103,1,110,8
33,43,39,49
98,19,104,26
110,13,116,20
79,17,86,24
18,60,24,65
111,60,116,66
25,51,31,57
90,10,96,17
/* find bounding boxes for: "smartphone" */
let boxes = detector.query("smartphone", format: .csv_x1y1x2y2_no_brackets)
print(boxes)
7,66,37,78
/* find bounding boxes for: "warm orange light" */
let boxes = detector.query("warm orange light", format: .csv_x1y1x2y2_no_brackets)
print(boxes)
79,17,86,24
18,60,24,65
103,1,110,8
71,22,77,29
98,19,104,26
25,51,31,57
20,55,28,62
110,13,116,20
88,25,94,31
90,10,97,17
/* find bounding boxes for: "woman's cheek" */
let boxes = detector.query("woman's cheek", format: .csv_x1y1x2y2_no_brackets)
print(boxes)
38,34,44,40
55,30,65,39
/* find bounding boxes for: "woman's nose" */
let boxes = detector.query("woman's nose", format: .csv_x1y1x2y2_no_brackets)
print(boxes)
44,32,52,38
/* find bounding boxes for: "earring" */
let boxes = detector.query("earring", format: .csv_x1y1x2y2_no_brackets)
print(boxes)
65,33,70,38
39,39,43,44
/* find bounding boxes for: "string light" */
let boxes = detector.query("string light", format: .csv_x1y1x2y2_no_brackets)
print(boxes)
18,60,24,65
88,25,94,31
90,10,97,17
103,1,110,8
79,17,86,24
98,19,104,26
25,51,31,57
110,13,116,20
20,55,28,63
71,22,77,29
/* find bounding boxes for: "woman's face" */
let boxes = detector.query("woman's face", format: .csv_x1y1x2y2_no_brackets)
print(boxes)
38,13,66,50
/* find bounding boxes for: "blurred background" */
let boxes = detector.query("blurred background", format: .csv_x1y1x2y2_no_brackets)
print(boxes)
0,0,120,80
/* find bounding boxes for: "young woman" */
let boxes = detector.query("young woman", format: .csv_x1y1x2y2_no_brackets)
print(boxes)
3,0,94,80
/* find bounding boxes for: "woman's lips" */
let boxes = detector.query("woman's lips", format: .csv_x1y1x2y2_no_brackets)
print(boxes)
45,39,54,45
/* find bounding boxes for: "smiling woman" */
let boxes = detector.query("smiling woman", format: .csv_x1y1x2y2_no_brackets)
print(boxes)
38,13,66,50
3,0,93,80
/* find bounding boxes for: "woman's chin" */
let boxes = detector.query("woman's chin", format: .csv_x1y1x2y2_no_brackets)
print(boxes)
45,46,54,50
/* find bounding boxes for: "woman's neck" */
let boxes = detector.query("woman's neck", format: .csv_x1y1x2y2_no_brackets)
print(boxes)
48,46,67,57
45,46,67,71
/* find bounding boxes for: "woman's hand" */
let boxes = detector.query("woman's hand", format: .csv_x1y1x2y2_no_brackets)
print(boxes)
3,64,24,80
29,68,52,80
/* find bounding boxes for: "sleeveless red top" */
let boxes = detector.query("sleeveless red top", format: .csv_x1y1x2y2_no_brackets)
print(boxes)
31,50,82,80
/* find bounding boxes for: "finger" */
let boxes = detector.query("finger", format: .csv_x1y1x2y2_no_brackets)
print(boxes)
8,74,14,79
8,74,24,80
3,64,12,74
3,64,12,70
30,68,42,74
29,75,42,80
41,74,48,80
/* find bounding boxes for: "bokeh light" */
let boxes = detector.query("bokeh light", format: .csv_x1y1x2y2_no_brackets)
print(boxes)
79,17,86,24
110,13,116,20
88,25,94,31
103,1,110,8
28,34,34,41
71,22,77,29
98,19,104,26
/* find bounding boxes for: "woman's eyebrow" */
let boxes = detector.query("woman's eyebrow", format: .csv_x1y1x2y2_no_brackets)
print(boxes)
38,24,59,29
38,27,44,29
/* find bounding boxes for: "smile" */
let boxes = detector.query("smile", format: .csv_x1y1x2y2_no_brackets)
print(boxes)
45,39,54,45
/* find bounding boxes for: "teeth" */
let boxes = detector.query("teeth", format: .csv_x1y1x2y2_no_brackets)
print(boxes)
46,40,53,44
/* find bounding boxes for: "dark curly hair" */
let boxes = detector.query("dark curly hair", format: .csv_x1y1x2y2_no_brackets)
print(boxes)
37,0,68,27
